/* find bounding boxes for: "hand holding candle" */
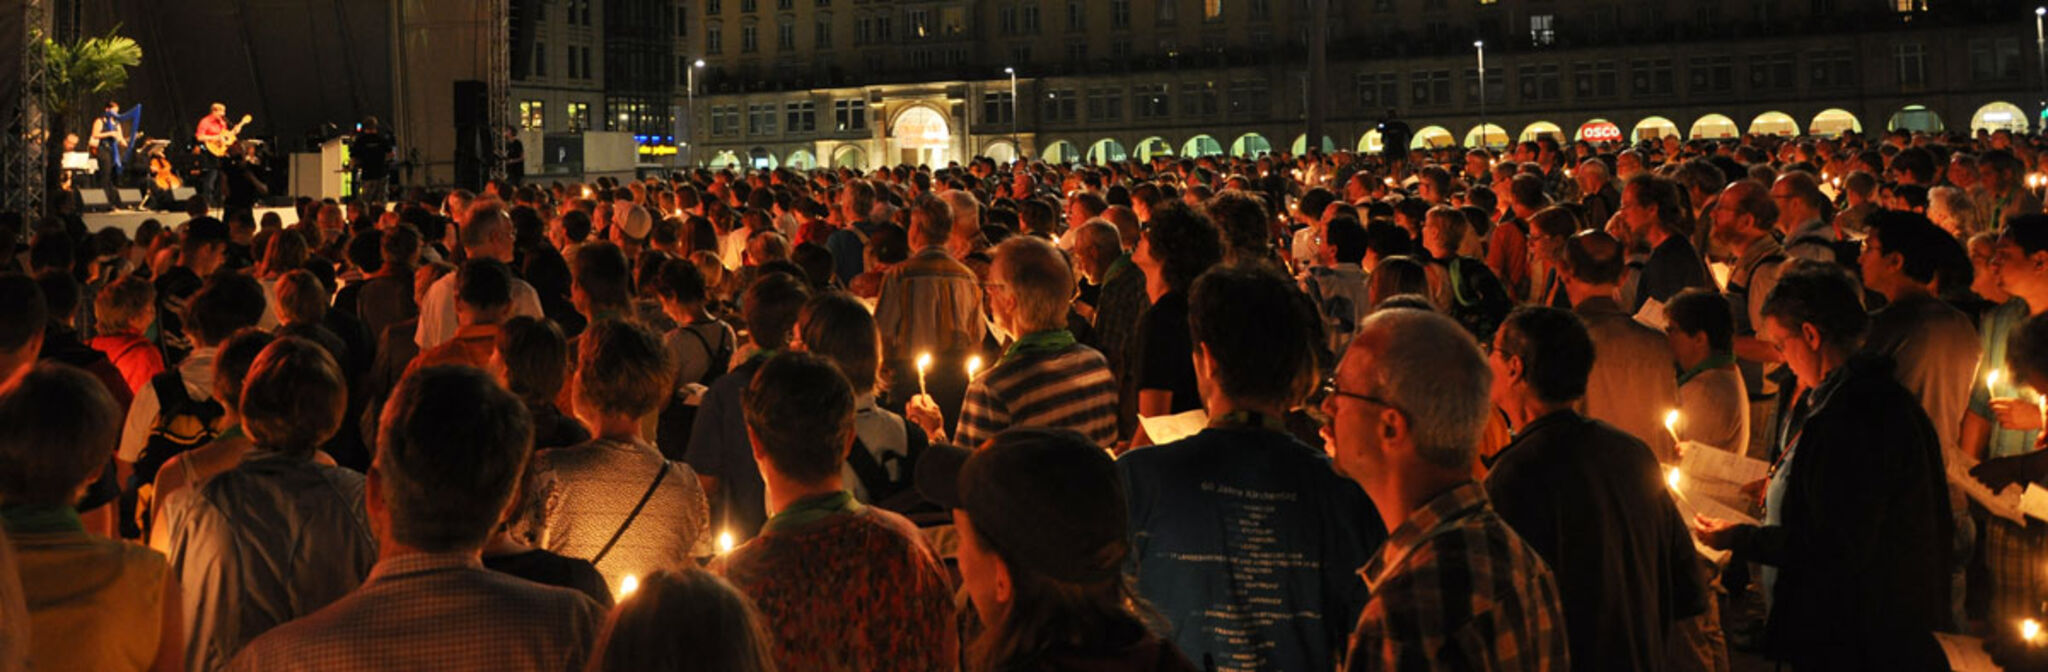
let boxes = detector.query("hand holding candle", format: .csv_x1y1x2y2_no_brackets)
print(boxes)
618,574,640,599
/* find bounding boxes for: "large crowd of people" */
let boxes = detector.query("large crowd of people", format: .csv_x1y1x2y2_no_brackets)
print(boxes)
4,122,2048,671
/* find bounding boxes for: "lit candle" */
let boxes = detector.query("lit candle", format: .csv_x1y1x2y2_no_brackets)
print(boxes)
581,187,593,198
966,355,984,380
1665,467,1683,493
717,530,735,554
1663,409,1682,444
618,574,640,599
915,352,933,397
1990,368,2006,392
2024,617,2043,644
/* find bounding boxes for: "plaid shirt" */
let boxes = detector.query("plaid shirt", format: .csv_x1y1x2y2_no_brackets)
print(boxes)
1346,482,1569,672
227,552,605,671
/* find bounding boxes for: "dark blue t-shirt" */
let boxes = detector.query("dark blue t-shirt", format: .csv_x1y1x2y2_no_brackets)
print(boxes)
1117,425,1386,672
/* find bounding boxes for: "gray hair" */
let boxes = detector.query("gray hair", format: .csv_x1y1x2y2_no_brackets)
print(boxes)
1074,220,1122,272
993,235,1074,333
1350,309,1492,469
941,190,982,238
1928,185,1981,237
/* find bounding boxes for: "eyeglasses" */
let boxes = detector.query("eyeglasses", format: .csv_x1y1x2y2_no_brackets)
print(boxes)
1320,381,1409,420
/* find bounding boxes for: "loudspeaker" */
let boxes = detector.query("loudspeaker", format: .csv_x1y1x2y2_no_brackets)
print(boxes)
171,187,196,203
454,80,489,191
115,188,143,206
454,80,488,126
80,189,112,212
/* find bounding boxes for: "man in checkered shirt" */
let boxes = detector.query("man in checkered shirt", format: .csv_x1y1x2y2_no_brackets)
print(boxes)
228,366,605,671
1322,308,1570,671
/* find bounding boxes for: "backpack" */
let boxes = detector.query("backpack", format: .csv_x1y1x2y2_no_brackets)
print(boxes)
1446,258,1514,342
654,323,735,461
845,415,932,513
121,369,227,539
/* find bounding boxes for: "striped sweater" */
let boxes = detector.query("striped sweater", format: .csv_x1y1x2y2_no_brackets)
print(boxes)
954,342,1120,449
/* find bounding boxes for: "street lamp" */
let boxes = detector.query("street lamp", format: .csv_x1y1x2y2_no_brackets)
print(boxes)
1004,67,1019,164
688,59,705,166
1474,40,1487,150
2036,7,2045,134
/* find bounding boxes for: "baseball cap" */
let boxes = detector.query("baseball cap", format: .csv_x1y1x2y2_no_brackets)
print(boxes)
620,204,653,241
914,427,1129,584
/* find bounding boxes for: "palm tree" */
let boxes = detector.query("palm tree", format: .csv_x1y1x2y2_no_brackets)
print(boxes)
40,27,142,156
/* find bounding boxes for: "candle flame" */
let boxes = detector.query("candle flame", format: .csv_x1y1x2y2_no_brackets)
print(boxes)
966,355,985,379
2024,618,2042,643
1665,468,1683,492
1989,368,2005,391
1663,409,1681,436
718,530,735,554
916,352,933,375
618,574,640,599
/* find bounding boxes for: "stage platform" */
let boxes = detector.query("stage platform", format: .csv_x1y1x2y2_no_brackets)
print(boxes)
82,206,299,238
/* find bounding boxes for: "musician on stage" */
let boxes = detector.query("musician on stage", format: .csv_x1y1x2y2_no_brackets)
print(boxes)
348,116,395,203
90,101,129,188
195,103,232,206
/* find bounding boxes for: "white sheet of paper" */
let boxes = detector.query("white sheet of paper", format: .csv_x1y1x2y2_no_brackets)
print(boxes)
1138,409,1210,446
1633,297,1669,330
1680,446,1770,488
1665,481,1735,565
1932,632,2002,672
1949,456,2025,524
2022,485,2048,523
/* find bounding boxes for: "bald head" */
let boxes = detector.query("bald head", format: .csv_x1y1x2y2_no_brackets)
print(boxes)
1343,309,1492,468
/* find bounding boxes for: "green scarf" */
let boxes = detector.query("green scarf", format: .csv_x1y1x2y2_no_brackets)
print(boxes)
1676,352,1738,387
1001,329,1077,365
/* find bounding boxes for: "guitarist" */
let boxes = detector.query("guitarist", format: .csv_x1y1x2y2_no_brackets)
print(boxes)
194,103,235,207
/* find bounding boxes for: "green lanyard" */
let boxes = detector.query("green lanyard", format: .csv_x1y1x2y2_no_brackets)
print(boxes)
1676,352,1738,387
1000,330,1077,365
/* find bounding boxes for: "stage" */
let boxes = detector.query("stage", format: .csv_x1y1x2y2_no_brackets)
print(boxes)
82,205,299,238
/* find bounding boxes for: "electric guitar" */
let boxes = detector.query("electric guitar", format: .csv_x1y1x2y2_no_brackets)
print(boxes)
201,114,253,157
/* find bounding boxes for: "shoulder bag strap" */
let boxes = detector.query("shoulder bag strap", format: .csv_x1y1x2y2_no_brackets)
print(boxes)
591,461,669,566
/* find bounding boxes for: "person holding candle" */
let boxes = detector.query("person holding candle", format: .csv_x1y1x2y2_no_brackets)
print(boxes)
874,194,985,426
1559,230,1684,463
523,320,710,590
1695,263,1953,670
1860,211,1982,459
1483,306,1712,670
905,235,1119,449
1967,216,2048,626
795,292,926,509
715,352,955,671
229,365,605,671
1663,288,1750,456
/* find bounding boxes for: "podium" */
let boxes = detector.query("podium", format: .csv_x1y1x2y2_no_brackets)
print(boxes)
288,138,354,200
